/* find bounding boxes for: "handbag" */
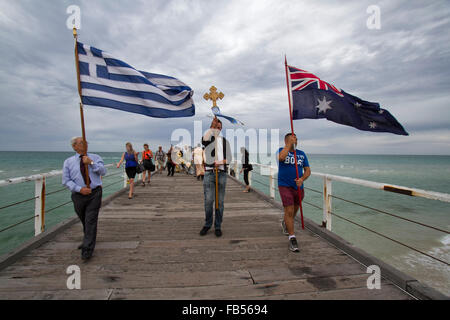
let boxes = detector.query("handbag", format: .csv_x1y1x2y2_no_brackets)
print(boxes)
144,158,155,172
136,162,145,174
149,159,156,172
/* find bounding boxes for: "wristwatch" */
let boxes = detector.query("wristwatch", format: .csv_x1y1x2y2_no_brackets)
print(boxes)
90,161,94,165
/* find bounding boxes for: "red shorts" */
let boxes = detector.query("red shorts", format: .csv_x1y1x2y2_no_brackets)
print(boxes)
279,186,304,207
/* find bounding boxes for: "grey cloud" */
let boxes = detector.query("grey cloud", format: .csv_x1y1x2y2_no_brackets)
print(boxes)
0,0,449,154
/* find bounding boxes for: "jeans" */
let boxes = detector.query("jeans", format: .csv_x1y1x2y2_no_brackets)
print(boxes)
203,170,227,229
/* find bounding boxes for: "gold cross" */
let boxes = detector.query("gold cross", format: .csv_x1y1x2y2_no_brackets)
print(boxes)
203,86,224,107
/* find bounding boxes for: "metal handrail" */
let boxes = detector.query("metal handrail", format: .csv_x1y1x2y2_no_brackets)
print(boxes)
247,162,450,203
0,163,126,237
0,163,116,187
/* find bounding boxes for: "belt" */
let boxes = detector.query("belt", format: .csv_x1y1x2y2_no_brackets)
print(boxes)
205,168,227,172
75,185,102,195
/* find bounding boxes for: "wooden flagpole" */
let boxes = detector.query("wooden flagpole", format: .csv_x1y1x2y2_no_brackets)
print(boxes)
284,56,304,229
73,28,90,188
214,119,219,210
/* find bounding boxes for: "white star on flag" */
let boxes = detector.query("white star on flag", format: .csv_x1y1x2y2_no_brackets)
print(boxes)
316,96,333,114
369,122,377,129
354,102,362,108
378,109,384,114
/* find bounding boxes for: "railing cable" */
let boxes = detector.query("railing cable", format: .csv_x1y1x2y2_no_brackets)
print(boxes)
330,193,449,235
328,209,450,266
0,196,38,211
0,215,37,233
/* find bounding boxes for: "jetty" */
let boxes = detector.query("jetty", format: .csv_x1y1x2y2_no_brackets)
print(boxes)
2,171,445,300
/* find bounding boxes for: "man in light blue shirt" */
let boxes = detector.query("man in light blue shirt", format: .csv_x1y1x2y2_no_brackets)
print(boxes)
62,137,106,261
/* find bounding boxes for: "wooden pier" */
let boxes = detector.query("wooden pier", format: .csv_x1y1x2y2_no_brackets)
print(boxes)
0,173,413,300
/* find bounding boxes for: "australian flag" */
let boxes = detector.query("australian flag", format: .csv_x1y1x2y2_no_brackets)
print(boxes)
288,65,408,135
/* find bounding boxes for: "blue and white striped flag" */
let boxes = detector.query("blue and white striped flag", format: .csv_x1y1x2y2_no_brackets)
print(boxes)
76,42,195,118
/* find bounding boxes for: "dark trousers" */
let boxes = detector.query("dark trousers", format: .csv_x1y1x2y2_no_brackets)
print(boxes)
71,187,102,253
243,169,250,186
167,162,175,176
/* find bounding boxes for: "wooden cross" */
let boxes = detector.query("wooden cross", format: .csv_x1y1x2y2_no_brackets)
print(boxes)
203,86,224,107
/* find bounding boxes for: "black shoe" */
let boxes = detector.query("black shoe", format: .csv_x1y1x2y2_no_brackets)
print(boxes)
81,249,92,261
199,227,210,236
215,229,222,237
289,237,299,252
77,243,83,250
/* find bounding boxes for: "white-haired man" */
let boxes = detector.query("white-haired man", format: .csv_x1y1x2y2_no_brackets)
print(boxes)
62,137,106,261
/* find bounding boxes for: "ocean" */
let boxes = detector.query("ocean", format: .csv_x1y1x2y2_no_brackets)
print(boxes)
0,152,449,295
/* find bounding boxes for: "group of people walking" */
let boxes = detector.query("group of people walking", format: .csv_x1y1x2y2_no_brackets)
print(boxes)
116,143,161,199
62,119,311,261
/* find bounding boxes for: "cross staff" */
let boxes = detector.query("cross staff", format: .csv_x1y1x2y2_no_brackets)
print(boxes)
203,86,224,108
204,86,225,210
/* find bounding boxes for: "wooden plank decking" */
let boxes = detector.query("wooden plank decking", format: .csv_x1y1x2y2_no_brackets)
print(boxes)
0,174,412,300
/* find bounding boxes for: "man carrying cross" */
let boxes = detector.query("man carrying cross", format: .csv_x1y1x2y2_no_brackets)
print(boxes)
199,115,231,236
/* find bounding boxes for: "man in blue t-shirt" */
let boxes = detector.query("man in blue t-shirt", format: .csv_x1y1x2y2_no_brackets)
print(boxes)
277,133,311,252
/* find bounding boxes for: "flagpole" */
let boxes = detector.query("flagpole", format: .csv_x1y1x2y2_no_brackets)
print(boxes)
73,27,90,188
284,56,305,230
214,116,219,210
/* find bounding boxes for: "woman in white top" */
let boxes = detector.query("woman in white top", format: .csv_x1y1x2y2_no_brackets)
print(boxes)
193,144,205,181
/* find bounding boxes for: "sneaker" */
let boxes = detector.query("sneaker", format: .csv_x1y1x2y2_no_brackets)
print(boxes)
215,229,222,237
289,237,299,252
281,220,288,236
199,227,210,236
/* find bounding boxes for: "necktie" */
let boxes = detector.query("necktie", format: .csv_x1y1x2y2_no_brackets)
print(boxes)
80,155,88,185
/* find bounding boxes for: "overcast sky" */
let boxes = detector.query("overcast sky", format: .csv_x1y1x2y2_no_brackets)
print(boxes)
0,0,449,154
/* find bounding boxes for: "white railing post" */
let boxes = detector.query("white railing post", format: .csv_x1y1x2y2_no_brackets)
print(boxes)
248,170,252,187
323,176,332,230
234,162,238,178
269,167,275,198
34,176,45,236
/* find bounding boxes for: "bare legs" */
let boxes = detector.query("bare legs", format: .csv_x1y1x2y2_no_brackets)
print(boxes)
128,178,134,198
142,170,151,184
283,204,299,235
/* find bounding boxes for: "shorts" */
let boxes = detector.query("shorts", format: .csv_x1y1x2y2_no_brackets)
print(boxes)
125,166,137,179
156,160,164,167
279,186,304,207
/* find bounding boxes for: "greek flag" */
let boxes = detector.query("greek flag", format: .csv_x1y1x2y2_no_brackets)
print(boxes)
76,42,195,118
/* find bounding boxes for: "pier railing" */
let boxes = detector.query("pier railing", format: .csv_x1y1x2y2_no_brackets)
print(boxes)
0,163,138,239
228,161,450,267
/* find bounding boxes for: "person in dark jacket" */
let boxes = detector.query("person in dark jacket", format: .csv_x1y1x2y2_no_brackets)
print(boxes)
239,147,253,192
199,118,231,237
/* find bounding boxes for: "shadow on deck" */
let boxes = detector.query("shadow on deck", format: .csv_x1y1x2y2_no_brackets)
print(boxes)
0,173,412,300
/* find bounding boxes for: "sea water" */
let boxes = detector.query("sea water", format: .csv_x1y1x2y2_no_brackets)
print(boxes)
0,152,449,295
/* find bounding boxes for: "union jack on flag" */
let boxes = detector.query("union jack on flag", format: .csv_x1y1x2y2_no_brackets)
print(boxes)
288,65,343,97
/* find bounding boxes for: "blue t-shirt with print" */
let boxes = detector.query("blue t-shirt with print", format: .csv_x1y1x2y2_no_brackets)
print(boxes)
277,147,310,190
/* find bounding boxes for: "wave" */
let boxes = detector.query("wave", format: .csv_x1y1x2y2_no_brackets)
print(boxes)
441,234,450,246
